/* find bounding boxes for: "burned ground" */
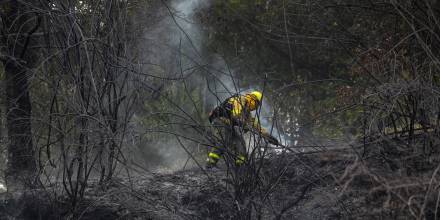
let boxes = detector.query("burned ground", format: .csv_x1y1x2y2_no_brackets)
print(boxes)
2,141,439,219
0,150,364,219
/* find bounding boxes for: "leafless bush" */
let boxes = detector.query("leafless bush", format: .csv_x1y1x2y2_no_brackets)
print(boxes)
0,1,141,215
338,0,440,218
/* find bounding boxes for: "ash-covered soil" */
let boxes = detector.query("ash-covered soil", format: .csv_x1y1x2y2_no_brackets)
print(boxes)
0,151,372,219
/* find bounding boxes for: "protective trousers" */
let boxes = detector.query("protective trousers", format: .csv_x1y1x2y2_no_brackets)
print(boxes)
207,117,247,167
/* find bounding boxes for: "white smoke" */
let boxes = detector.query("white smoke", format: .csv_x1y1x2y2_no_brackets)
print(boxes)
172,0,209,52
136,0,211,171
137,0,294,171
0,183,6,193
172,0,293,151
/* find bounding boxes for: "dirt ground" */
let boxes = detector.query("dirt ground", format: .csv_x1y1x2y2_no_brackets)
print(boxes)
0,151,384,219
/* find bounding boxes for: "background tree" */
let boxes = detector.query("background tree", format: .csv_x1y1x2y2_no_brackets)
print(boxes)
0,0,40,190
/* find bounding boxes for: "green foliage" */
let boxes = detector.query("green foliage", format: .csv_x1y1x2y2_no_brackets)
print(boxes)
200,0,411,140
140,78,208,140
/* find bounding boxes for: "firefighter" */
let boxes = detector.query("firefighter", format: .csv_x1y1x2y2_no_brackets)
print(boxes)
206,91,279,168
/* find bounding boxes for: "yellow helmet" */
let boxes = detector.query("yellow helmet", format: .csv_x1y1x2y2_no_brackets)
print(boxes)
245,91,263,110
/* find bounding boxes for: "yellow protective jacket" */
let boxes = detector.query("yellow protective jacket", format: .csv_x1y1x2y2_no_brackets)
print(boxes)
210,95,262,132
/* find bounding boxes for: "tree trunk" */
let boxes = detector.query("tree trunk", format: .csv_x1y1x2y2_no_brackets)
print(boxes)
1,0,39,191
4,61,36,190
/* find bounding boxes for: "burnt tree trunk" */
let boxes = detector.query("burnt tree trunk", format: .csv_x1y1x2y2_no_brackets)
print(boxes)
1,0,39,190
